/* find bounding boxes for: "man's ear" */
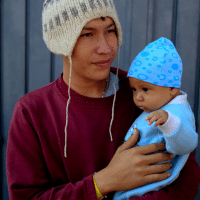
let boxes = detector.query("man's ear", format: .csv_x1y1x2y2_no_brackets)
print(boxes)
170,87,180,96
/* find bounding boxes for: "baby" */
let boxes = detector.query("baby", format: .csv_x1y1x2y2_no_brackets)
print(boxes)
113,37,198,200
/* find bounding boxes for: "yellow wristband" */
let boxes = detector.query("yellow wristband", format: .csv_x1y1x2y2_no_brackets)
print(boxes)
93,175,104,200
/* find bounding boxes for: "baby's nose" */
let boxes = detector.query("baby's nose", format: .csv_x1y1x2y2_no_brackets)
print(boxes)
136,93,144,101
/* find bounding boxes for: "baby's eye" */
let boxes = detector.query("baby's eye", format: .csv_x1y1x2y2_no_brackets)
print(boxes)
142,88,149,92
131,87,136,91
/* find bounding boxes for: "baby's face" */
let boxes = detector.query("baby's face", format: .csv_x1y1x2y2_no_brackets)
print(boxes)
129,77,174,112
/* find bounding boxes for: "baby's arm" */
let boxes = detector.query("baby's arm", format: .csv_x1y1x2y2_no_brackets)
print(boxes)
145,109,198,155
145,110,168,127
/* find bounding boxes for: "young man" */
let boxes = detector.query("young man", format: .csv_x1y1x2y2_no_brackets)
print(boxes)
6,1,200,199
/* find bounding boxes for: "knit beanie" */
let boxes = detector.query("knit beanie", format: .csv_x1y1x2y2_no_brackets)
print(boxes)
42,0,122,157
42,0,122,57
128,37,182,88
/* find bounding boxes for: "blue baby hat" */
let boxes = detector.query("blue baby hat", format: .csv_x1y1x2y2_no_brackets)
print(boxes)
128,37,182,88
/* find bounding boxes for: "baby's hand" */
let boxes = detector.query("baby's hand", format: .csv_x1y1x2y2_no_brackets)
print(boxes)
145,110,168,127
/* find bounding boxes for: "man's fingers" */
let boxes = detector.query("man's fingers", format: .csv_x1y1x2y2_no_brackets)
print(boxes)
145,152,173,165
135,143,166,155
146,162,172,174
144,172,171,184
118,128,139,152
135,170,171,190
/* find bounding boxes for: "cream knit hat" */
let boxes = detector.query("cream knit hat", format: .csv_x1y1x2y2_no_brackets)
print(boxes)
42,0,122,57
42,0,122,157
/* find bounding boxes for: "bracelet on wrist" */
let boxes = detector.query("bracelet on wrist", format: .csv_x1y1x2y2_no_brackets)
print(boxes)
93,174,107,200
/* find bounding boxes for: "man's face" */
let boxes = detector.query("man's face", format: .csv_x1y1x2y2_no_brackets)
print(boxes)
64,17,118,82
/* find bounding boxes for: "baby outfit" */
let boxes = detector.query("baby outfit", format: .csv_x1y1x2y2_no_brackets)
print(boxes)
113,37,198,199
113,92,198,199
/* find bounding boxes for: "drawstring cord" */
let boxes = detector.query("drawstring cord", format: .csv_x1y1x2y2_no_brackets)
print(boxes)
64,47,120,157
109,47,120,141
64,56,72,158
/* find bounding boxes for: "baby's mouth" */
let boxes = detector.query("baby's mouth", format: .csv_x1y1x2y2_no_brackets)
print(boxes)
138,106,145,110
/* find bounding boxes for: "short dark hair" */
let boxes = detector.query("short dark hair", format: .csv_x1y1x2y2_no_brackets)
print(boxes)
100,17,106,21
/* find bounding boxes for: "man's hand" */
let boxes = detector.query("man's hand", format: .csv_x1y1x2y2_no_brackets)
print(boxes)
145,110,168,127
94,128,172,196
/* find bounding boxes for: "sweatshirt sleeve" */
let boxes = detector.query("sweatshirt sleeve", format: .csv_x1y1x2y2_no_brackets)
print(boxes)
158,111,198,155
6,101,96,200
129,152,200,200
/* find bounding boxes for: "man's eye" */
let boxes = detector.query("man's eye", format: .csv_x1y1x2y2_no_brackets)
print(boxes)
143,88,149,92
106,29,116,34
80,33,92,37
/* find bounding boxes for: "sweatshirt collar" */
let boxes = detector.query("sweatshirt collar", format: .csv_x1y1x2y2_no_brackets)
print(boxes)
56,67,131,108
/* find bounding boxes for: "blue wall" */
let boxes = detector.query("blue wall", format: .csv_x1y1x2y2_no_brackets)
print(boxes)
1,0,200,199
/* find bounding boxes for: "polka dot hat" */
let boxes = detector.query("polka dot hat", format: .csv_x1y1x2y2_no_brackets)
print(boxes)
128,37,182,88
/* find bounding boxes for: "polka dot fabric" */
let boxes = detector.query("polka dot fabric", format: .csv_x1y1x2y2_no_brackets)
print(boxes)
128,37,182,88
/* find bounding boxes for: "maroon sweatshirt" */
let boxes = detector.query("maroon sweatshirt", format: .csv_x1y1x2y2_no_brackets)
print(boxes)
7,68,200,200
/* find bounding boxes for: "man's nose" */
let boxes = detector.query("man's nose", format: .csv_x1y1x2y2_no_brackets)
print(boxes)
96,35,111,54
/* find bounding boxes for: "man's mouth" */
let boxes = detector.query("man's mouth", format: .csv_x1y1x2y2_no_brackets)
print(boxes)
93,59,112,67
